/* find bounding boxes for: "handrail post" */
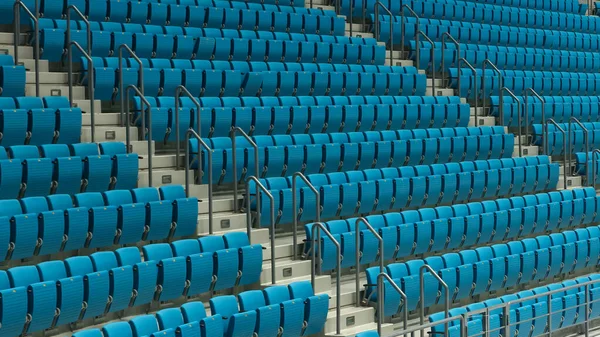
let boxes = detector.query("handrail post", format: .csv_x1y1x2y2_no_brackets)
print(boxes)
592,149,600,189
231,127,260,217
355,217,384,307
419,265,450,337
417,31,435,95
291,172,320,261
124,85,152,186
400,5,419,61
348,0,353,36
568,117,589,178
524,89,544,150
377,273,408,337
499,87,522,156
311,222,341,335
246,177,274,260
67,41,95,143
374,1,394,66
13,1,39,97
185,129,213,234
441,33,460,88
175,85,201,171
546,119,567,189
482,59,503,115
118,44,144,127
458,58,477,126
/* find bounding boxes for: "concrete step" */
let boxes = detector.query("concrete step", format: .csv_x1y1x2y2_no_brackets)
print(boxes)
82,112,121,127
325,306,376,333
74,99,102,116
263,235,303,261
19,59,50,72
469,116,495,127
386,59,414,67
197,212,246,235
428,88,455,96
558,175,583,190
81,126,137,143
137,168,192,187
350,32,374,39
197,195,238,214
385,50,403,59
325,322,395,337
345,22,363,32
26,71,71,84
26,84,86,99
262,274,332,294
513,145,539,157
139,154,177,170
261,258,312,284
470,107,486,116
130,140,155,156
427,78,443,87
0,44,34,58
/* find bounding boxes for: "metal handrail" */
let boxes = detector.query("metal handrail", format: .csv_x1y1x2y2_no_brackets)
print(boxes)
291,172,320,261
499,87,522,156
458,58,478,126
440,33,460,87
14,0,39,97
592,149,600,189
67,41,95,143
175,85,201,170
310,222,341,335
400,5,419,59
568,117,589,177
545,119,567,189
124,85,152,186
524,88,544,150
355,217,384,306
245,177,274,271
482,59,503,114
419,265,450,337
461,277,600,337
377,273,408,337
418,31,435,95
185,129,213,234
118,44,144,127
231,127,260,216
374,1,394,66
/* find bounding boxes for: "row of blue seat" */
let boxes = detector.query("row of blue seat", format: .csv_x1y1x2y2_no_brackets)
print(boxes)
373,0,600,34
411,42,600,74
26,0,330,27
0,185,197,262
449,68,600,98
35,4,342,35
258,159,558,227
192,126,510,183
306,187,595,257
134,94,462,110
326,190,596,275
330,194,600,276
0,231,254,336
532,121,600,155
93,69,426,101
429,274,600,337
90,58,399,75
73,301,224,337
72,281,327,337
377,226,600,316
145,102,470,140
38,18,370,45
488,95,600,127
0,142,137,198
44,32,379,66
0,107,81,146
374,16,599,51
340,0,586,16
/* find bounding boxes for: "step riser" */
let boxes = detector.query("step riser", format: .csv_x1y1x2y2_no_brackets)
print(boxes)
261,260,312,284
325,307,375,333
197,213,246,236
